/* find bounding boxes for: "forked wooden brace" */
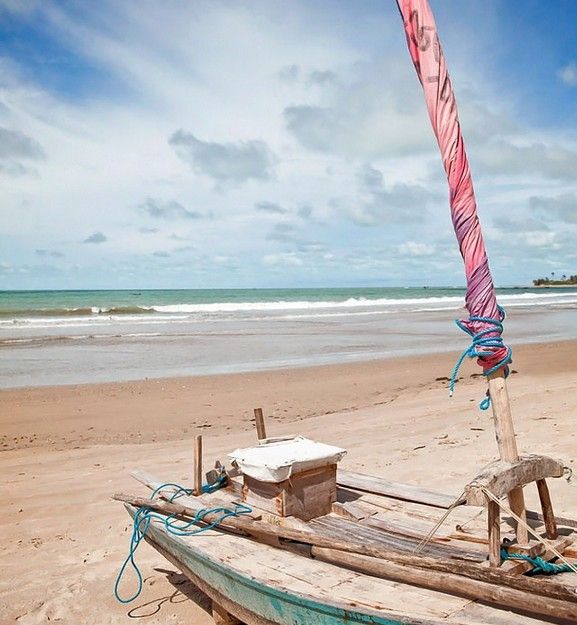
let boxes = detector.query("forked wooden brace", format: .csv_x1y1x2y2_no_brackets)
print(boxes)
464,454,565,567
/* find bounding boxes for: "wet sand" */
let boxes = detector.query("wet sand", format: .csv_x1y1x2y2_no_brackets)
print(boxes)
3,303,577,389
1,340,577,624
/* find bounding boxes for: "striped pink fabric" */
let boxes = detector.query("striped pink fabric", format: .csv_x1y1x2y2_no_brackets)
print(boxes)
396,0,509,372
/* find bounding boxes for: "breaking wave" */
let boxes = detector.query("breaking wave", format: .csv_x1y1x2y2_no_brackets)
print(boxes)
1,290,576,330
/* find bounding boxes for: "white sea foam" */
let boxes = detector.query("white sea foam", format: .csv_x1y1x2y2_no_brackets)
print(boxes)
139,291,577,314
1,291,576,333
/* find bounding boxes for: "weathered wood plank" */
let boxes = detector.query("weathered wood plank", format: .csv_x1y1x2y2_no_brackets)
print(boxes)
312,515,486,563
253,407,267,441
312,546,577,622
115,491,577,606
194,434,203,496
242,464,337,520
135,507,464,625
487,500,500,567
536,478,558,540
332,500,377,521
129,469,263,520
360,514,497,560
486,370,529,545
464,454,565,506
363,514,452,542
337,470,460,509
133,505,563,625
120,476,575,598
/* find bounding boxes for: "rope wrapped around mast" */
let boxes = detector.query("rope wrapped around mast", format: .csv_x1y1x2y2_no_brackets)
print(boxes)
395,0,511,392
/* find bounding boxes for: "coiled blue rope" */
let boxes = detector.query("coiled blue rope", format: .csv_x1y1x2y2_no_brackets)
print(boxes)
114,479,251,604
449,305,512,410
500,548,574,575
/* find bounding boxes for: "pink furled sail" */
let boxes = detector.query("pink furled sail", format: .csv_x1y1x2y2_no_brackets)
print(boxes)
396,0,511,381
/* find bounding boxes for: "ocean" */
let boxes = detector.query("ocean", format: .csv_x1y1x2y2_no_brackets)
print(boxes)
1,287,577,388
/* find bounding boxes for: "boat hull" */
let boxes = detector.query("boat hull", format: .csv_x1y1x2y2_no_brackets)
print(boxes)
126,505,443,625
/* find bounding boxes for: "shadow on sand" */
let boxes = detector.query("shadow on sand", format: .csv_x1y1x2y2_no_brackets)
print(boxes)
126,567,211,619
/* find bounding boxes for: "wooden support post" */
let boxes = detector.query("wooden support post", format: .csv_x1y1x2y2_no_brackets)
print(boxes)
253,407,267,441
487,499,501,567
487,369,528,544
536,478,558,539
194,434,203,496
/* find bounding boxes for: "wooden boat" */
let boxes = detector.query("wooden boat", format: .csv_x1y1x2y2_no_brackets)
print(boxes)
114,1,577,622
116,452,577,625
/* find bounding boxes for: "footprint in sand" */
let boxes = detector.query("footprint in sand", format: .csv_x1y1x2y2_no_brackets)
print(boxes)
16,582,83,624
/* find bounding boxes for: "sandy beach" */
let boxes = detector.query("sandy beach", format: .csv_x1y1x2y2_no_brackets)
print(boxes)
2,339,577,624
3,0,577,622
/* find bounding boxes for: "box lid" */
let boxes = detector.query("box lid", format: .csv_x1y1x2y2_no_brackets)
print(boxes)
229,436,346,483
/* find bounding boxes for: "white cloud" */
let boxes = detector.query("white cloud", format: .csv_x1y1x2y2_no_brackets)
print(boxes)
266,222,300,242
529,193,577,224
331,164,433,226
475,140,577,180
0,126,45,159
262,252,304,267
519,231,557,248
0,1,575,288
83,232,107,244
255,201,289,215
493,215,549,233
557,61,577,87
169,131,277,187
0,125,45,178
283,75,434,160
35,249,64,258
397,241,435,257
138,197,203,220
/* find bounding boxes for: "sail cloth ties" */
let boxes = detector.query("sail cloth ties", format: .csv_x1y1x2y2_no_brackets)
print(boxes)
449,305,512,410
395,0,512,387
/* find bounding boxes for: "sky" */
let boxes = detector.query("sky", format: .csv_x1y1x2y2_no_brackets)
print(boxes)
1,0,576,290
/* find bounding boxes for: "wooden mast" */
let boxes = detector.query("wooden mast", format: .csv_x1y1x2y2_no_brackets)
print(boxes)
487,371,528,543
394,0,530,544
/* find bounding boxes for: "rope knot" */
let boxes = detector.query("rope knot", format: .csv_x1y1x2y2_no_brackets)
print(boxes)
448,305,512,409
501,547,574,575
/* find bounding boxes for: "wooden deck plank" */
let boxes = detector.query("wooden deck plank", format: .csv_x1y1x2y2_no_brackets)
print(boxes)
148,517,475,621
338,470,461,509
311,514,487,563
446,601,569,625
155,515,565,625
338,489,483,529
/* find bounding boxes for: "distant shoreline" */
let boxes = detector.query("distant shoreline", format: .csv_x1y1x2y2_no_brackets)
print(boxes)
533,284,577,288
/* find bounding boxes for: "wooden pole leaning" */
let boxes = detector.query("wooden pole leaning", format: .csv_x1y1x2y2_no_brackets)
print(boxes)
536,479,558,540
487,369,528,544
194,435,203,496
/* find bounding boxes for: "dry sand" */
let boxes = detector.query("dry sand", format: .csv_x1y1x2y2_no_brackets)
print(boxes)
1,340,577,624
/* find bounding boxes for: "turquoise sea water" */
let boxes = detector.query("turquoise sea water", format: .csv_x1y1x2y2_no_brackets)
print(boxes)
1,287,576,387
2,286,577,318
3,286,465,316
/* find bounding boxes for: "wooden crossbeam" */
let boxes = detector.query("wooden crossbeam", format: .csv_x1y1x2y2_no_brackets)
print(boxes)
465,454,564,507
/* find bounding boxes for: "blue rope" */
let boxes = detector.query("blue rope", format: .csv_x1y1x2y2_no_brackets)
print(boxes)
449,305,512,410
500,548,574,575
114,479,251,604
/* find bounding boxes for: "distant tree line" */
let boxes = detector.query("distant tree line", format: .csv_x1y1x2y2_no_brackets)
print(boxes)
533,272,577,286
